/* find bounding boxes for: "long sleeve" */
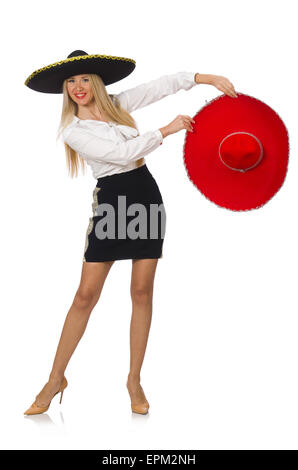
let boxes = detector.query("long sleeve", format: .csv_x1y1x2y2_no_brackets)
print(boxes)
63,125,163,166
113,71,197,113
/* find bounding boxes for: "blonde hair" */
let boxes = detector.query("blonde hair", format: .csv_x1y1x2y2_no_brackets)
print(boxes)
57,73,144,178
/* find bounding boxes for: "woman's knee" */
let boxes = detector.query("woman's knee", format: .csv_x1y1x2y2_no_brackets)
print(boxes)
130,286,153,305
73,287,99,310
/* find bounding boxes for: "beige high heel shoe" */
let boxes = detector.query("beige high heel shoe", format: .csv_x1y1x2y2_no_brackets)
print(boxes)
131,400,150,415
24,377,68,416
127,383,150,415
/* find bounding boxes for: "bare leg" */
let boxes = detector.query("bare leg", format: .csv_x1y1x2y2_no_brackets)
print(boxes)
126,258,159,407
34,260,114,407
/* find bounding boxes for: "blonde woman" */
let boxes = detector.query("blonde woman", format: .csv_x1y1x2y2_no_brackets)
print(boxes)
24,50,237,415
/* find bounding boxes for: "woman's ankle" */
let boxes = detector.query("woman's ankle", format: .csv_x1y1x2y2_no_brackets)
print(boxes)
127,373,141,384
48,371,64,383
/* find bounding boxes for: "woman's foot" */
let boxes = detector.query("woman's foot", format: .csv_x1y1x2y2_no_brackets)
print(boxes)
33,376,65,408
126,375,149,414
24,375,68,415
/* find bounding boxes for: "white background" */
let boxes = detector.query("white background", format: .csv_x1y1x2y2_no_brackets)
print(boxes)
1,0,297,450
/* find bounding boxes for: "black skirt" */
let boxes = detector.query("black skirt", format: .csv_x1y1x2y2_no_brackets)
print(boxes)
83,164,166,262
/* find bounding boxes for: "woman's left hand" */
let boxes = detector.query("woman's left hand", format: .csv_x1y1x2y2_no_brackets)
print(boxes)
209,74,238,97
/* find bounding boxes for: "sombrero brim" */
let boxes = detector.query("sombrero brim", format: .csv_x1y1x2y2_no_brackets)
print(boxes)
24,54,136,94
183,93,289,211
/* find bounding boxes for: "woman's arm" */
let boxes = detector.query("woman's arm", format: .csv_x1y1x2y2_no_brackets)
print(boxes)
113,71,237,113
63,125,163,166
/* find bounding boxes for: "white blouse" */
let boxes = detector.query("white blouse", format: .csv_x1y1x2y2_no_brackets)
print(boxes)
61,71,198,179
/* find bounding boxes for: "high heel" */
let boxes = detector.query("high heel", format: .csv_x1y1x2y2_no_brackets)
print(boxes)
59,389,64,404
24,377,68,416
127,382,150,415
131,401,150,415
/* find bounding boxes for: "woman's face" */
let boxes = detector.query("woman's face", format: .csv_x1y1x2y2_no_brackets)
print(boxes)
66,74,94,105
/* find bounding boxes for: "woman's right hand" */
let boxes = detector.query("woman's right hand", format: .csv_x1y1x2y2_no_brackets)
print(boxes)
159,115,195,138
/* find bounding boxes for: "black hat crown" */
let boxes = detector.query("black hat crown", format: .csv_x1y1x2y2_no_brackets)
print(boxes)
67,50,89,59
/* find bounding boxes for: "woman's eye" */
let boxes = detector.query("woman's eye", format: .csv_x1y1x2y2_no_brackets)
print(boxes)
68,78,88,83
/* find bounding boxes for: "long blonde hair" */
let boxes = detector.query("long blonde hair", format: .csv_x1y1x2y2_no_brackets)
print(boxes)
57,73,144,177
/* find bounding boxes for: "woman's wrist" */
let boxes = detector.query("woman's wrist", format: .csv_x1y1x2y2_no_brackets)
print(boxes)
195,73,214,85
159,127,170,138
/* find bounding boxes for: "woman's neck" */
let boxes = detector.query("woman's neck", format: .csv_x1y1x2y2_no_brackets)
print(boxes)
76,104,109,121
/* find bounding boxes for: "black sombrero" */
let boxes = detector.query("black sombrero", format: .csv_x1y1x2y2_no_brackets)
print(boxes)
24,49,136,94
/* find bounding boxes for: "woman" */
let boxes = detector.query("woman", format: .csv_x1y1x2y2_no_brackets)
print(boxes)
24,50,237,415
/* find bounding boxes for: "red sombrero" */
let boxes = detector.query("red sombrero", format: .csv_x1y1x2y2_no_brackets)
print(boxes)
183,93,289,211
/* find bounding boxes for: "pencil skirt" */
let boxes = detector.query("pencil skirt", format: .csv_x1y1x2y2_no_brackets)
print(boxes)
83,164,166,262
